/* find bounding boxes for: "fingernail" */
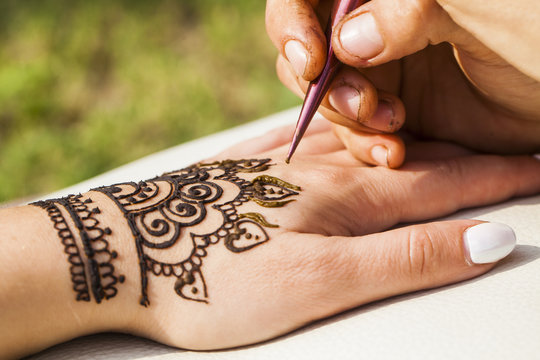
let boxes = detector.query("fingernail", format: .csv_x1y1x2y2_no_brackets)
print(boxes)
284,40,308,78
371,145,388,167
328,85,361,120
365,99,395,131
534,153,540,161
463,223,516,264
339,13,384,60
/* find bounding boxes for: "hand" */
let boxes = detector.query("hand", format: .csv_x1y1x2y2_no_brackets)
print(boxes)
266,0,540,167
4,125,539,357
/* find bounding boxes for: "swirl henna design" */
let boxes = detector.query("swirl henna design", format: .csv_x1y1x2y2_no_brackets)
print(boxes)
32,195,124,303
93,158,301,306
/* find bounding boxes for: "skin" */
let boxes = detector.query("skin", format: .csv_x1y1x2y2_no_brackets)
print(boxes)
1,124,540,358
266,0,540,167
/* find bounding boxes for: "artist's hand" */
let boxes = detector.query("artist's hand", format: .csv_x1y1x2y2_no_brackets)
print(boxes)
4,126,540,358
266,0,540,167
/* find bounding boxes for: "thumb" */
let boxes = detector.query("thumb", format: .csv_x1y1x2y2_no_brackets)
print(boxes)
346,220,517,303
290,220,517,319
331,0,464,67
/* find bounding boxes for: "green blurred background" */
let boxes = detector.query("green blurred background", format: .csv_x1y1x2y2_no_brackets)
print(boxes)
0,0,299,202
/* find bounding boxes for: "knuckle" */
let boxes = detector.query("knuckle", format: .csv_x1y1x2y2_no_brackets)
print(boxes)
405,226,440,282
433,159,467,192
435,158,465,177
377,0,450,50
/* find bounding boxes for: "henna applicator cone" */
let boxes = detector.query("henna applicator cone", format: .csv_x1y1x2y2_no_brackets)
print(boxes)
285,0,363,164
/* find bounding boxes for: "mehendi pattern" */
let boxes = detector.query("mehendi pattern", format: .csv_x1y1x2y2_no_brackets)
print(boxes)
32,195,124,303
93,158,300,306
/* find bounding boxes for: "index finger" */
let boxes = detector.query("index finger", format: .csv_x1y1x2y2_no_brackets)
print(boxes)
266,0,328,80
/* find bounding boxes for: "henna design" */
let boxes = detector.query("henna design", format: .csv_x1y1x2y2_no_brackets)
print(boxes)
238,212,279,228
93,158,300,306
32,195,124,303
33,201,91,301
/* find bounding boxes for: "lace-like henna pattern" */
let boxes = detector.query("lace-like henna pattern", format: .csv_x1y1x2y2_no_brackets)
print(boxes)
93,158,300,306
32,195,124,303
33,201,91,301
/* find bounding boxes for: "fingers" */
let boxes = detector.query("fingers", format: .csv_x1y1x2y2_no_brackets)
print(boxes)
371,155,540,230
331,0,463,67
283,219,515,321
280,153,540,237
333,124,405,168
276,55,405,133
276,55,373,132
405,141,475,162
327,75,406,133
277,55,376,130
266,0,327,80
327,88,405,133
276,49,406,167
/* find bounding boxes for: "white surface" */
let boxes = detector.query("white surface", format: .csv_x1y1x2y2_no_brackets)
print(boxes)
30,107,540,360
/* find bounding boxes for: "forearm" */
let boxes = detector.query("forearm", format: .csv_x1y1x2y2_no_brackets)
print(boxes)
0,158,301,357
0,194,132,358
437,0,540,80
0,206,82,358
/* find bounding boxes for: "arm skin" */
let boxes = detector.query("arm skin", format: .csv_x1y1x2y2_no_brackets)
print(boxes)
436,0,540,80
1,126,540,358
0,199,131,358
266,0,540,167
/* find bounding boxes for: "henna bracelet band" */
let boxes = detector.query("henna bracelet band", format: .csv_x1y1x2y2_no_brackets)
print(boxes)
32,195,124,303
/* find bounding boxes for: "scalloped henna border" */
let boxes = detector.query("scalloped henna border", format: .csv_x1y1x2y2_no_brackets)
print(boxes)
32,195,124,303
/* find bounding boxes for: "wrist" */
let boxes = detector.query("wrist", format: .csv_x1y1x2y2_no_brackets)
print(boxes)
0,193,135,358
0,205,96,357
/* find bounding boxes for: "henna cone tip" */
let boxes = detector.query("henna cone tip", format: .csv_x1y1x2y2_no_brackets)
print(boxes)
285,137,300,164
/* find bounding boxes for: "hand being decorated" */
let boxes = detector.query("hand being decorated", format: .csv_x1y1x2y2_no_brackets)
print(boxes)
3,121,540,358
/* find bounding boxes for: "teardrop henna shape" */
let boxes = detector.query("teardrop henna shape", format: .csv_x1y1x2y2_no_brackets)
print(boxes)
174,269,208,303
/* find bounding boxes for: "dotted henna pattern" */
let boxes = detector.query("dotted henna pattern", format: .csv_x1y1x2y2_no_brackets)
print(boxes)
93,158,300,306
33,195,124,303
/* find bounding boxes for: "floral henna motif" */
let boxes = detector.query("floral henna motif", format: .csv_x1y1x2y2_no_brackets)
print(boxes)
93,158,300,306
32,195,124,303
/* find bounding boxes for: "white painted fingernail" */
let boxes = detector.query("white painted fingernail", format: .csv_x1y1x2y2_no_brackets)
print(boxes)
284,40,308,78
463,223,516,264
534,153,540,161
370,145,388,167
